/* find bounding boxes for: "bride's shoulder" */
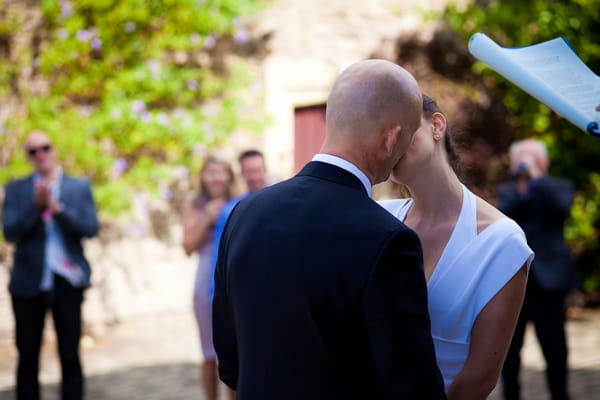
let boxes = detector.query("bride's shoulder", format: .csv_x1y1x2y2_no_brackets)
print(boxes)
475,195,506,234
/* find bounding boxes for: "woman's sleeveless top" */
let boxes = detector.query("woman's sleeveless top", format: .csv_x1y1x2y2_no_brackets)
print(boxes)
379,185,533,391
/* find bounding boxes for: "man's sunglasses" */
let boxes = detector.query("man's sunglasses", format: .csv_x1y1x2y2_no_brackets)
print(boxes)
26,144,52,157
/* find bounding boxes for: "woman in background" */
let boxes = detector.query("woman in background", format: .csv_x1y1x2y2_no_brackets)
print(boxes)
379,95,533,399
182,155,235,400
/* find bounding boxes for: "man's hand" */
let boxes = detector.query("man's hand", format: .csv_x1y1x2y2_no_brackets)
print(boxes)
512,156,542,195
511,155,542,180
47,197,63,215
33,180,51,208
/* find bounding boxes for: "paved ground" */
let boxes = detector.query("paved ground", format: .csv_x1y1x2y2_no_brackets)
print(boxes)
0,308,599,399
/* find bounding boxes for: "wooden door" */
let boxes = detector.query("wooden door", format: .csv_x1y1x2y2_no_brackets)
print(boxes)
294,105,326,173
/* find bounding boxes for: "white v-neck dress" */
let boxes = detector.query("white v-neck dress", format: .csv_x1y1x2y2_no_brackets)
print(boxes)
379,185,533,391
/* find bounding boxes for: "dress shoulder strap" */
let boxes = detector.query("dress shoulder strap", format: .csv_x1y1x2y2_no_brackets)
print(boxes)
454,184,477,239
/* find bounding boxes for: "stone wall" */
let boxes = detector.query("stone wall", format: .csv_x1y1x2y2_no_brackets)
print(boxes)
81,234,197,336
0,217,199,339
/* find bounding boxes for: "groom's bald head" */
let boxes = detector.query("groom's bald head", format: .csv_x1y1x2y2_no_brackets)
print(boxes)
326,59,422,141
323,60,422,184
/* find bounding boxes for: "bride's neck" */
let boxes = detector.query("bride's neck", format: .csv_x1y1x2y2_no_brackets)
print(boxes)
406,165,463,223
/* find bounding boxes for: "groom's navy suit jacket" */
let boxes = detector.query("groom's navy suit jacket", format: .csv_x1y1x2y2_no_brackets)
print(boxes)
2,174,99,297
213,161,446,400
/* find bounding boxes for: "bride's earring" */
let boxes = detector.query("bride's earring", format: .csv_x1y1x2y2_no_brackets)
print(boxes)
433,134,441,141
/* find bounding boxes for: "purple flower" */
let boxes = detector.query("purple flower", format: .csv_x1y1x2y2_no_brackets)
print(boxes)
186,79,199,91
157,112,170,125
161,187,173,200
125,21,136,33
91,38,102,50
112,158,127,178
234,28,250,44
204,34,216,49
131,100,146,114
56,28,68,40
140,111,152,123
193,144,207,156
60,0,73,18
76,29,93,42
146,59,161,77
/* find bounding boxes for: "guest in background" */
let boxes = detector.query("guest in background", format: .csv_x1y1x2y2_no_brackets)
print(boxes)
499,138,576,400
208,149,269,299
2,130,99,400
182,155,235,400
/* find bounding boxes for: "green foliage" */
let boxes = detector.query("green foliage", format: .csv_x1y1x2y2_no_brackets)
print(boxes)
441,0,600,293
0,0,267,218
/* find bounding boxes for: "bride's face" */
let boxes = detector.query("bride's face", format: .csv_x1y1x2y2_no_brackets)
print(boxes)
390,116,435,184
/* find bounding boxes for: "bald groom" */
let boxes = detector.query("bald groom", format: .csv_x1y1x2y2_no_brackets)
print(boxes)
212,60,446,399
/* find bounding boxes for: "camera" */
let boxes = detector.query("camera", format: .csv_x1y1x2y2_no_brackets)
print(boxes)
516,162,530,178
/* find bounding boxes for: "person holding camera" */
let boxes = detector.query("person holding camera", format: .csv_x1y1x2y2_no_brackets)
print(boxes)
498,138,576,400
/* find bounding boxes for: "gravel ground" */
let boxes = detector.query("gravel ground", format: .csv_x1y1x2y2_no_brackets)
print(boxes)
0,308,598,399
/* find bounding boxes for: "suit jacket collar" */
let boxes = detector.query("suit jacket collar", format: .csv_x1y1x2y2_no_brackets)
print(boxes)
297,161,369,194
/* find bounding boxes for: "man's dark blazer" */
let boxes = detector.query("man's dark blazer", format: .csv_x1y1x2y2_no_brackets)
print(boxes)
2,173,99,297
497,175,575,291
213,161,446,400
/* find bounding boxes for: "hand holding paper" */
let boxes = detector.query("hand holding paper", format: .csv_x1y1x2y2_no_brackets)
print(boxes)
468,33,600,137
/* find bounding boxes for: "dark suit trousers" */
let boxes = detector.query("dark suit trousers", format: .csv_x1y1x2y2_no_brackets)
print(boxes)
11,275,84,400
501,277,569,400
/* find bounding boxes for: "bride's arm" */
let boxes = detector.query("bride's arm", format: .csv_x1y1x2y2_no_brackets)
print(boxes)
446,264,527,400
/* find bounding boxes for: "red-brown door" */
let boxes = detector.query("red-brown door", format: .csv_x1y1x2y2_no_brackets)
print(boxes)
294,105,326,173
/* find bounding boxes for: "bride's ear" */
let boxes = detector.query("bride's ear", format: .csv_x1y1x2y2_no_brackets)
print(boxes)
431,112,447,140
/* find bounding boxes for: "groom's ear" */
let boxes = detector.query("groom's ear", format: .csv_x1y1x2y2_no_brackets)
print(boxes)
383,124,402,156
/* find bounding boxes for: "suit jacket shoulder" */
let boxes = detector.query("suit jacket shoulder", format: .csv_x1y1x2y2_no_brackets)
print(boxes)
4,174,34,190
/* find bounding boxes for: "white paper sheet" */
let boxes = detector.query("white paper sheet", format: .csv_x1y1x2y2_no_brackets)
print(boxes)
468,33,600,137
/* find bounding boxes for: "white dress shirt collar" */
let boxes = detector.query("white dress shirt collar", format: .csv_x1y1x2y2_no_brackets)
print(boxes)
312,154,372,197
